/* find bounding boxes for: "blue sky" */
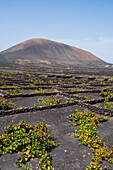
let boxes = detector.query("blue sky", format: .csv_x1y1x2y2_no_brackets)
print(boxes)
0,0,113,63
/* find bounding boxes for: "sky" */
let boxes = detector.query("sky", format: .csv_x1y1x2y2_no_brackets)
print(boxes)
0,0,113,63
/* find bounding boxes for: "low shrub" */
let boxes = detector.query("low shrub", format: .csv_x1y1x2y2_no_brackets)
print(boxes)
2,72,10,76
0,120,60,169
35,96,63,105
107,78,113,82
0,97,17,110
7,88,24,95
100,91,113,97
26,74,35,77
34,88,53,94
61,75,67,78
67,110,113,169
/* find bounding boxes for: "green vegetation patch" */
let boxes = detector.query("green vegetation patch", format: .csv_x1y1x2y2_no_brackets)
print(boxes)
67,110,113,169
84,96,92,100
38,79,44,83
0,97,17,110
35,96,63,106
100,90,113,98
7,88,24,95
100,91,113,109
107,78,113,82
26,84,36,87
26,74,35,77
81,83,90,86
34,88,54,94
100,98,113,110
2,72,10,76
61,74,68,78
0,120,60,170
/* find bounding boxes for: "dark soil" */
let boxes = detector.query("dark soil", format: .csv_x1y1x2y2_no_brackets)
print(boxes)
0,105,113,170
0,65,113,170
0,105,94,170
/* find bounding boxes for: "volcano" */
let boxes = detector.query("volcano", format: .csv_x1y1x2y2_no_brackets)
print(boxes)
0,38,107,66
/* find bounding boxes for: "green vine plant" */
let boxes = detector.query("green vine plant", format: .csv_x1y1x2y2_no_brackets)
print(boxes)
84,96,92,100
100,90,113,110
67,110,113,169
100,90,113,98
69,98,76,102
81,83,90,86
26,84,36,87
99,97,113,110
35,95,63,106
0,85,18,89
103,98,113,110
0,97,17,110
33,88,54,94
2,72,10,76
38,79,44,83
26,73,35,77
61,74,68,78
47,80,54,84
29,79,34,83
0,120,60,170
7,88,24,95
107,78,113,82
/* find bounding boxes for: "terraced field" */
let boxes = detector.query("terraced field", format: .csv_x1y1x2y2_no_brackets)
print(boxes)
0,66,113,170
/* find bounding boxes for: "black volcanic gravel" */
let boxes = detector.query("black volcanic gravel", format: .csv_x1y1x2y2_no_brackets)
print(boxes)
0,105,113,170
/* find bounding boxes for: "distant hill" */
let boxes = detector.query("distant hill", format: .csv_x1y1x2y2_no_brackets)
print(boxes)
0,38,107,66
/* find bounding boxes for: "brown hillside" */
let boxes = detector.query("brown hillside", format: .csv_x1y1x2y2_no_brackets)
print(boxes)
0,38,106,66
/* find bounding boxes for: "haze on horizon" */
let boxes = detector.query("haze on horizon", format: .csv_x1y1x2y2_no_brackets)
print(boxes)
0,0,113,64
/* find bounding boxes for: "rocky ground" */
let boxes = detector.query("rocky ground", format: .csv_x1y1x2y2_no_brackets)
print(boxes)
0,66,113,170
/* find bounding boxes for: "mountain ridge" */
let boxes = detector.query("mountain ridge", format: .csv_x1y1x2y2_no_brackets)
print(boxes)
0,38,107,66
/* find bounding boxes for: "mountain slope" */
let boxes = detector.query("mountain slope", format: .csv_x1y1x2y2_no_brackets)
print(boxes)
0,38,107,66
